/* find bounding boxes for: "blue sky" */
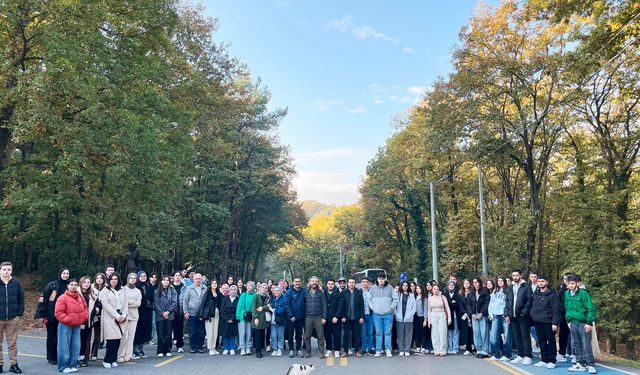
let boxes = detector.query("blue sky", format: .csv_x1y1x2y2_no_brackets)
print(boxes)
203,0,488,205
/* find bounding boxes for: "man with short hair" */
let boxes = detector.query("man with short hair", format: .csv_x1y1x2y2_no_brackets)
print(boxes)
528,272,540,354
183,273,206,353
303,276,327,358
360,277,374,355
171,272,185,353
324,279,342,358
530,275,561,369
105,265,115,278
285,277,305,358
0,262,24,374
368,272,398,358
341,278,363,357
565,274,597,374
506,268,534,366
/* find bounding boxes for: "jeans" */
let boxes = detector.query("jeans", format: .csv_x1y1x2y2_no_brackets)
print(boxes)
472,316,489,355
361,314,374,352
238,321,252,351
57,323,80,372
535,322,557,364
270,323,285,351
372,313,393,352
151,311,157,340
490,315,511,357
223,337,235,350
188,316,205,350
511,315,532,358
570,322,595,366
447,318,460,353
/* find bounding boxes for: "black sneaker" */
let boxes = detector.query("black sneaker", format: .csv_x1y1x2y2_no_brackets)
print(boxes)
79,359,88,367
198,348,205,353
47,360,57,366
189,349,196,353
9,364,22,374
139,351,148,358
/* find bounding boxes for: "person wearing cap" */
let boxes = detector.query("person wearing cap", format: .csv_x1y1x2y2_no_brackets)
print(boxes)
368,272,398,357
337,278,347,293
529,275,561,369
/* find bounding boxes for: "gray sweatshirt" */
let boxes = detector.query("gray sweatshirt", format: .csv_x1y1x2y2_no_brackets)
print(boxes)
367,282,398,315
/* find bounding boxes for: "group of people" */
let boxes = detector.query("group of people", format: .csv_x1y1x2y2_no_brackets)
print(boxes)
0,261,599,374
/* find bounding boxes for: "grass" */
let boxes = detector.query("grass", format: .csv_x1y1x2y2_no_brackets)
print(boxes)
598,353,640,369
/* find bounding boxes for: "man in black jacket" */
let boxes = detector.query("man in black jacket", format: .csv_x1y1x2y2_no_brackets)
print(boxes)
324,279,342,358
341,278,364,357
0,262,24,374
530,275,561,369
505,268,533,366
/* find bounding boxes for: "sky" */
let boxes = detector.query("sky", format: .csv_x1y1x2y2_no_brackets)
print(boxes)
203,0,489,205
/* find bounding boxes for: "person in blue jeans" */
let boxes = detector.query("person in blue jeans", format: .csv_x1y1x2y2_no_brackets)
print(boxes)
183,274,206,353
488,277,511,361
220,286,239,354
360,277,374,355
444,280,462,354
54,279,88,373
466,278,490,358
367,273,398,358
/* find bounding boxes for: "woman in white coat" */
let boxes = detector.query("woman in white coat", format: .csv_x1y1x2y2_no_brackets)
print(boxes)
98,272,129,368
395,281,416,357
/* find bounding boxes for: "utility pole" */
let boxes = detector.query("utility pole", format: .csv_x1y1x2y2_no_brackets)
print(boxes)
339,241,344,278
430,182,438,282
478,163,488,275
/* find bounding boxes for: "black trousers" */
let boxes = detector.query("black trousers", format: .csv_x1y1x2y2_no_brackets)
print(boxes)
254,329,266,351
558,319,570,356
535,322,557,364
80,326,92,358
413,317,425,349
287,319,304,351
342,319,361,351
461,320,473,352
46,320,58,362
511,316,532,358
172,316,184,349
104,339,120,363
157,319,172,354
90,320,101,358
324,321,341,351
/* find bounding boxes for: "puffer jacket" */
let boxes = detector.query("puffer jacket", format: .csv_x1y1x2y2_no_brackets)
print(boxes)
54,290,88,327
0,277,24,320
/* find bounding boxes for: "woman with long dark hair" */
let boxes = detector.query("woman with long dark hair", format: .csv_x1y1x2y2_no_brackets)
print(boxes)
77,276,94,367
220,285,239,355
153,275,177,358
413,284,427,354
395,281,416,357
133,271,153,358
89,273,106,360
459,279,474,355
199,279,222,355
466,277,490,358
54,278,88,373
98,272,129,368
488,276,511,361
40,268,71,365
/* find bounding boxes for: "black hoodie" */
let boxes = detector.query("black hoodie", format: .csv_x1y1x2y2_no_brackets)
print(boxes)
530,287,561,325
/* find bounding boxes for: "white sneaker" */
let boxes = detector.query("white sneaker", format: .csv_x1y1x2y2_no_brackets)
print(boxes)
213,349,219,355
510,356,523,364
522,357,532,366
276,349,282,357
535,361,548,367
69,368,78,373
102,362,111,369
571,355,577,364
568,364,587,372
165,353,172,357
374,351,382,357
588,366,597,374
271,350,278,357
499,356,510,361
266,345,271,352
557,354,568,363
222,350,229,355
111,362,118,367
209,349,215,356
405,351,410,357
177,347,184,353
62,368,73,374
464,350,472,356
547,363,557,369
490,356,499,361
399,351,405,357
230,350,235,356
334,351,340,358
385,350,392,357
157,353,164,358
348,349,354,355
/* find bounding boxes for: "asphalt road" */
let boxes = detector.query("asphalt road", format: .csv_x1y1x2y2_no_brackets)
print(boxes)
5,329,637,375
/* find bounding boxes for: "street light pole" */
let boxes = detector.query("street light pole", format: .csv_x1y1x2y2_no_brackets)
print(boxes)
429,182,438,282
339,240,344,278
477,163,488,275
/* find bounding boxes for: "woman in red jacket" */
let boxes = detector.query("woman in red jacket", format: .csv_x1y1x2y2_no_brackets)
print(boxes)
54,279,88,373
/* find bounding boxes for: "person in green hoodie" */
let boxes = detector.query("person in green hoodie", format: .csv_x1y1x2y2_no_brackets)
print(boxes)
564,274,597,374
236,281,256,356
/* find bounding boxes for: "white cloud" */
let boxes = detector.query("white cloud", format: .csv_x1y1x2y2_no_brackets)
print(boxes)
314,99,345,111
277,0,293,7
347,106,368,114
407,85,426,95
295,148,364,162
325,15,353,33
388,95,399,102
402,46,414,54
326,15,400,44
373,98,385,105
400,95,414,103
293,171,360,205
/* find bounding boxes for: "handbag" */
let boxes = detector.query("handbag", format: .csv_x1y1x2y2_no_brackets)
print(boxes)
265,311,272,323
243,311,252,322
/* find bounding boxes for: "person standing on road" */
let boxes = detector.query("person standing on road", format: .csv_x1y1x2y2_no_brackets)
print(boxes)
0,262,24,374
488,276,511,361
564,274,598,374
133,272,152,358
303,276,327,358
251,283,271,358
360,277,374,356
285,277,305,358
77,276,94,367
467,278,490,358
171,272,185,353
557,274,571,363
341,278,364,357
270,285,287,357
427,284,451,357
154,276,177,358
89,273,106,361
39,268,71,365
118,273,141,362
413,284,427,354
459,279,474,356
368,272,398,358
98,272,129,369
444,281,461,355
55,278,88,373
236,281,256,355
183,273,206,353
198,279,221,356
324,279,342,358
505,269,533,366
220,285,239,355
529,275,561,369
395,281,416,357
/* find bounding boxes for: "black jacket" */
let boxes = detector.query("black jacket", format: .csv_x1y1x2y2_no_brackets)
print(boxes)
505,281,533,318
220,295,239,338
340,288,364,320
0,278,25,320
558,284,568,321
304,288,327,319
325,288,343,320
444,289,462,329
465,288,489,316
198,290,222,319
530,288,561,325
